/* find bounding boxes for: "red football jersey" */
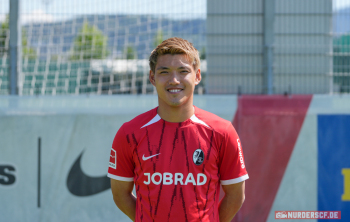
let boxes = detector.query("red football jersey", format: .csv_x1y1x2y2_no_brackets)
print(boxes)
108,106,248,222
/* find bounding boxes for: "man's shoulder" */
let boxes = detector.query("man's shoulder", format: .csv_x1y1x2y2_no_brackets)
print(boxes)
194,106,232,133
121,107,158,134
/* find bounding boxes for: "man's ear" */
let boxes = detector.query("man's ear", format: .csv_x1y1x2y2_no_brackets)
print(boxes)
195,68,201,85
149,70,156,86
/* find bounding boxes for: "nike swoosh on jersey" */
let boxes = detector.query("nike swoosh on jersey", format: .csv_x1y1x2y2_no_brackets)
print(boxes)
67,151,110,196
142,153,161,161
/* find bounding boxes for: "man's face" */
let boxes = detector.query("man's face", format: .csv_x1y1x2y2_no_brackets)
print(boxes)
149,54,201,108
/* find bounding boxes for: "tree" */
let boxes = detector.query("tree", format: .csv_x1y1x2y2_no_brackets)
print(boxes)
154,29,163,48
0,16,9,57
124,45,137,59
200,47,206,60
22,28,36,60
0,14,36,59
70,22,109,60
333,34,350,93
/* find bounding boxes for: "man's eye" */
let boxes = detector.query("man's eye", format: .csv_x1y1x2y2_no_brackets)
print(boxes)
181,70,189,73
160,71,168,74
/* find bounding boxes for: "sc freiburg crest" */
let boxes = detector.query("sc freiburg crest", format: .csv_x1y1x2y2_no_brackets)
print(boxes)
193,149,205,165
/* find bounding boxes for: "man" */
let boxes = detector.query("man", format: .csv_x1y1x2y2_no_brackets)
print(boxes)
107,37,248,222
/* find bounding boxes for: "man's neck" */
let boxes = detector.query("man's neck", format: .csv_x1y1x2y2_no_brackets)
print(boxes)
157,102,194,123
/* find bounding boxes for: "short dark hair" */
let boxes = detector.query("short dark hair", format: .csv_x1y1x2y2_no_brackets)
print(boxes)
149,37,200,73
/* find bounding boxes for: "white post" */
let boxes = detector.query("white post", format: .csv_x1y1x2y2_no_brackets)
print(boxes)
9,0,22,95
263,0,275,95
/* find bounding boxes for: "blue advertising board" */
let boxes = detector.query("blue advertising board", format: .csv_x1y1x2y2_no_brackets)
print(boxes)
318,115,350,221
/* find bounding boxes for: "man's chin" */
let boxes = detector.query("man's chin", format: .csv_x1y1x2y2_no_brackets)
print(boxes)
167,98,186,107
168,101,182,107
159,95,191,107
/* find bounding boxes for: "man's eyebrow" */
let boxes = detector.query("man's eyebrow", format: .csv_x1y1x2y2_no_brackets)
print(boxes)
156,67,170,70
156,66,191,70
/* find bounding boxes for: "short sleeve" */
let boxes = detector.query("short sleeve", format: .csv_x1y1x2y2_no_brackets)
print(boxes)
219,123,249,185
107,125,134,182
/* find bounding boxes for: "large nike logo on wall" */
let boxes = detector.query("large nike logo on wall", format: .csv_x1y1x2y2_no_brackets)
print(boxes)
67,151,110,197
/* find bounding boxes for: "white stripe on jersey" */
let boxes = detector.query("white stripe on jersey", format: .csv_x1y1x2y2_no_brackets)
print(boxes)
108,173,134,182
141,114,161,128
140,112,211,129
190,114,211,128
221,174,249,185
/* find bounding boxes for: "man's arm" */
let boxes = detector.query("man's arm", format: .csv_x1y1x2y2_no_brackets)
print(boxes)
110,179,136,221
219,181,245,222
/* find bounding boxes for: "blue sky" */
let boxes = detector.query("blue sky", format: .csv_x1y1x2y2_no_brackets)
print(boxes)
0,0,349,23
334,0,350,10
0,0,207,23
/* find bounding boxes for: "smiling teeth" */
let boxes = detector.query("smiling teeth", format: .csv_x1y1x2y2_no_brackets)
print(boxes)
169,89,181,92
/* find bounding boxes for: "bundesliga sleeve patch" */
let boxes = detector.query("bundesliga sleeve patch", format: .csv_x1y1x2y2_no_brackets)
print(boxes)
109,148,116,169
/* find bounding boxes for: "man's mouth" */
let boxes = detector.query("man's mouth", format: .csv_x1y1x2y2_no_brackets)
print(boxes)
167,89,183,93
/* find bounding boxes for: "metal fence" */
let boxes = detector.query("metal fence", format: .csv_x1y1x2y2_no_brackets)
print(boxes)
333,0,350,93
0,0,349,95
0,0,206,95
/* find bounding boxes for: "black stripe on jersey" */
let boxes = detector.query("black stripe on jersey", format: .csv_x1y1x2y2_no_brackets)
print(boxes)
180,187,189,222
153,121,165,172
146,128,152,155
193,184,202,222
126,134,131,145
194,126,203,221
135,171,144,221
146,128,155,166
202,130,214,173
138,189,143,221
152,120,167,216
131,133,138,146
131,132,153,221
131,133,143,171
169,125,180,165
126,134,136,168
130,134,144,220
195,125,202,150
154,182,163,217
167,185,178,221
156,121,166,158
212,178,219,220
152,162,156,173
203,174,212,213
147,185,153,219
207,130,214,161
218,136,224,153
216,139,224,173
181,130,190,172
145,127,155,218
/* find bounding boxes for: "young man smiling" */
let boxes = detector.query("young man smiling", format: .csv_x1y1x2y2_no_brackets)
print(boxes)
108,37,248,222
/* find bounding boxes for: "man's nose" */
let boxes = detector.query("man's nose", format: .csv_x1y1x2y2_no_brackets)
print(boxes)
168,72,180,84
